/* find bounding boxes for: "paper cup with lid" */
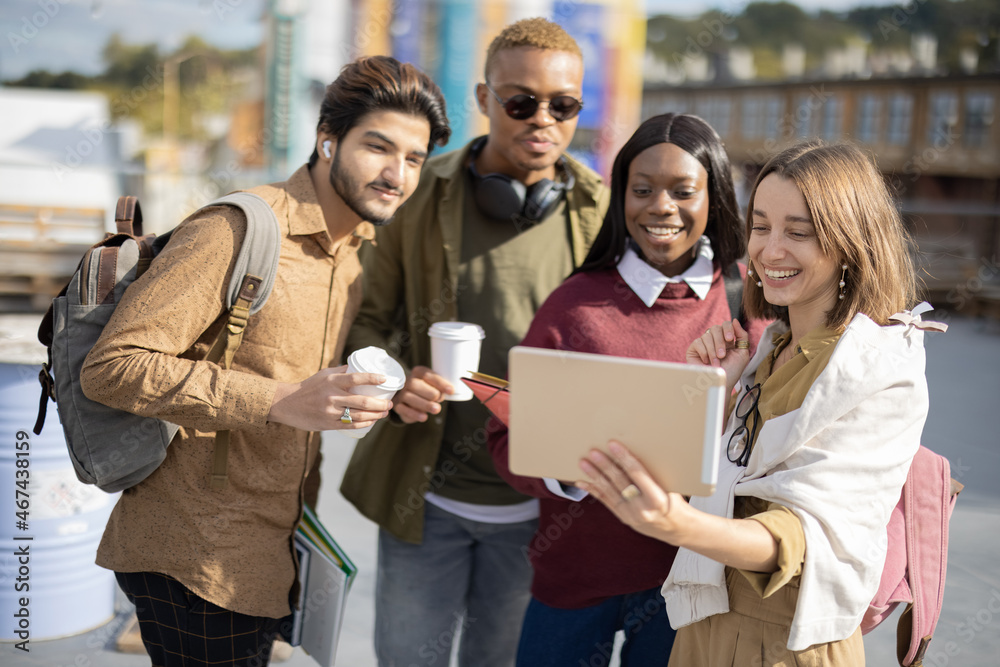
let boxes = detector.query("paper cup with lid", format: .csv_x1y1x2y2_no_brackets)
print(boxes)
343,346,406,438
428,321,485,401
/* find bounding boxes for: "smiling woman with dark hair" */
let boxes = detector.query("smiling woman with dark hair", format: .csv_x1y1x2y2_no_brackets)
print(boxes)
575,113,745,276
488,113,768,666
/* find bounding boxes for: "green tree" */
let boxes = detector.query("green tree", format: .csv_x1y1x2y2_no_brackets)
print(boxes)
5,70,89,89
100,33,162,89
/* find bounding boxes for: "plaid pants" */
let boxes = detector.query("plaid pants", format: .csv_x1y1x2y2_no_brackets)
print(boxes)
116,571,282,667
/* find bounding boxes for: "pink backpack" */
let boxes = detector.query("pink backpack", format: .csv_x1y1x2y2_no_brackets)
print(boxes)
862,445,962,666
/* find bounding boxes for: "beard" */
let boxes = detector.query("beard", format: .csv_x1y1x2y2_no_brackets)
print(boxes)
328,144,402,226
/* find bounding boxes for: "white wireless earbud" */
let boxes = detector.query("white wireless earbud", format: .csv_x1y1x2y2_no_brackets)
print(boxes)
322,140,332,159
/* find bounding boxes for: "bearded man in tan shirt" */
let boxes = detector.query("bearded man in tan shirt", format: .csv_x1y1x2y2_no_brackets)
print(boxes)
79,56,449,667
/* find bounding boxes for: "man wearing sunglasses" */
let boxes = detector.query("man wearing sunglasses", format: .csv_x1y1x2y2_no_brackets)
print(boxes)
341,17,609,667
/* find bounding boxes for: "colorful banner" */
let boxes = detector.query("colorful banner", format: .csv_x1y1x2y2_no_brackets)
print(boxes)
437,0,479,149
265,0,306,178
556,1,605,129
392,0,425,66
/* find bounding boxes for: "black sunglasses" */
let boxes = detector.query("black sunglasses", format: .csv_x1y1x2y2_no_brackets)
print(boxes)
484,83,583,122
727,383,762,467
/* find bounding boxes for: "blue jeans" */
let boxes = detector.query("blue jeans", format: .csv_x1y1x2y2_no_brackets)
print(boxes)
375,502,537,667
516,587,676,667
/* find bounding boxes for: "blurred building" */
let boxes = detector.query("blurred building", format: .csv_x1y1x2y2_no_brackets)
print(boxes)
0,89,124,311
255,0,648,179
643,73,1000,315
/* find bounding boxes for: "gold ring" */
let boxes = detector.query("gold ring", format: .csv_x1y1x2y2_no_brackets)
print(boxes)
340,407,352,424
621,484,641,501
735,340,749,350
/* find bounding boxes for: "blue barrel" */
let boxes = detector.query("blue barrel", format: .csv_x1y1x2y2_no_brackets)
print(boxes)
0,315,117,641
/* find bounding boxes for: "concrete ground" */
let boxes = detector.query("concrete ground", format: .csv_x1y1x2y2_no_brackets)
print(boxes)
4,312,998,667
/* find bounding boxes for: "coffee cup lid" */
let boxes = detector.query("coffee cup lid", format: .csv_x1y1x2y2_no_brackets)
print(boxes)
428,321,485,341
348,347,406,391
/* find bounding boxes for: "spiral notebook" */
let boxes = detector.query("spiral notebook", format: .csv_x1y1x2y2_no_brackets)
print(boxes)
280,505,357,666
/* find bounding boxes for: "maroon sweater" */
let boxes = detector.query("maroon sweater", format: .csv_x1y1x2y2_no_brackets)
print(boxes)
488,263,768,609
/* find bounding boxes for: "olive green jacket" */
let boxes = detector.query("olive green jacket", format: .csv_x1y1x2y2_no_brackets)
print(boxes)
340,139,609,543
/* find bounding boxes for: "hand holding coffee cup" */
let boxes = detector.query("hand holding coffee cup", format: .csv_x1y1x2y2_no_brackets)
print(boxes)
391,366,453,424
428,322,485,401
342,346,406,439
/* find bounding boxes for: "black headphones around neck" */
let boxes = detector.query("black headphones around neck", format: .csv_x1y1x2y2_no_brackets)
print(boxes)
467,136,575,223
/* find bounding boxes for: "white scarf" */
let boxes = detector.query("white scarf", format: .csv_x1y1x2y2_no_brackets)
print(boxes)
662,308,936,650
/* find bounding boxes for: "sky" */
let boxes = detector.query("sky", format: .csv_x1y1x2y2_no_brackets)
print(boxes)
1,0,267,79
0,0,899,81
647,0,894,12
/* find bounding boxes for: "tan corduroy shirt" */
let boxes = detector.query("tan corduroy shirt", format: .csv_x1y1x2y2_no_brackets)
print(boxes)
80,165,373,618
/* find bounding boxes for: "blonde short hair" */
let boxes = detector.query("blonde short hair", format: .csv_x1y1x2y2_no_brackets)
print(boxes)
484,17,582,80
743,141,918,329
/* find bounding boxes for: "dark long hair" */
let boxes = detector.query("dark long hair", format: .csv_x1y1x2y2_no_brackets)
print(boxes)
308,55,450,167
575,113,743,274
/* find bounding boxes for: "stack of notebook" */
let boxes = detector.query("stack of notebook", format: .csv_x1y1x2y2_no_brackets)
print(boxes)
281,505,357,666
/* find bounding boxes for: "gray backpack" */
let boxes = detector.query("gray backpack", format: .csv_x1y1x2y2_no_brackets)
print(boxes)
35,192,281,493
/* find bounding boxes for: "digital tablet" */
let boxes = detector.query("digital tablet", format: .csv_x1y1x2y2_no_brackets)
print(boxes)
507,346,727,497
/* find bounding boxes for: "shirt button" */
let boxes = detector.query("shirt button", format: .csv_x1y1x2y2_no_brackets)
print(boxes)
423,466,432,474
434,417,443,425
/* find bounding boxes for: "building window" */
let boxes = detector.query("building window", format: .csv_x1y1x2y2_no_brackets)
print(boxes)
792,93,817,138
856,93,883,144
886,93,913,146
821,95,843,140
764,96,783,140
742,95,781,140
642,94,690,120
743,96,763,139
696,97,732,138
964,92,994,148
927,91,958,145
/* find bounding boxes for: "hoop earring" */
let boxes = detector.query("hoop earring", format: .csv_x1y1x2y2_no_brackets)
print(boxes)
747,262,762,287
838,263,847,300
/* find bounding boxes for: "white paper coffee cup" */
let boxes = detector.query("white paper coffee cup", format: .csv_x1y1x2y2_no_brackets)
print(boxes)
342,346,406,439
428,322,485,401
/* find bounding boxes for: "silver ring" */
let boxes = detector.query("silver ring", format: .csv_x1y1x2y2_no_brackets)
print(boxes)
621,484,641,501
340,407,352,425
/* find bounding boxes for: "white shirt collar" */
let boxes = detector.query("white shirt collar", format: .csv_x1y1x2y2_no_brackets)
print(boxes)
616,236,715,308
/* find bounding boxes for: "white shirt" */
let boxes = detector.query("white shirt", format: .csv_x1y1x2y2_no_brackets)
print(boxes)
616,236,715,307
423,491,539,524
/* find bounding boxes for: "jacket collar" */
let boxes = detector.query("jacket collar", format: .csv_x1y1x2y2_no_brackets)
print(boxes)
427,136,604,202
421,138,606,290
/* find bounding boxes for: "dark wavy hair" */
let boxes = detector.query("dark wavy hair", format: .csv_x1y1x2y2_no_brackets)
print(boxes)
308,55,450,167
575,113,743,274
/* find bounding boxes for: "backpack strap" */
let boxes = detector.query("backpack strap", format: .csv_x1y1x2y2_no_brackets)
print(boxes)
721,262,744,324
198,192,282,490
897,446,961,666
115,196,144,236
213,192,282,316
35,195,150,436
